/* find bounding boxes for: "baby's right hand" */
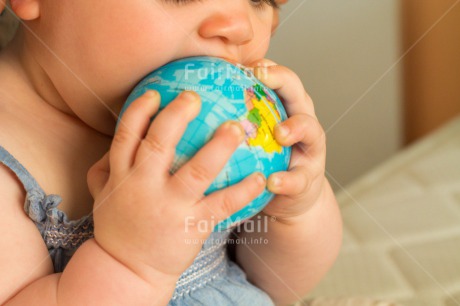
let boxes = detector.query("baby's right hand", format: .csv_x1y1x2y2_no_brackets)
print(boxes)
87,90,266,286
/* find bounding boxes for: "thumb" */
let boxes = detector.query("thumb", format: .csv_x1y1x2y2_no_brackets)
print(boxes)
87,151,110,198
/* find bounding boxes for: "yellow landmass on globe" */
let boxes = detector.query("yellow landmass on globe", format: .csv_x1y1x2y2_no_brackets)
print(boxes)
247,96,283,154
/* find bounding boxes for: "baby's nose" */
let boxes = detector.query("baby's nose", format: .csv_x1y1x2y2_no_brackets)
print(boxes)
198,6,254,46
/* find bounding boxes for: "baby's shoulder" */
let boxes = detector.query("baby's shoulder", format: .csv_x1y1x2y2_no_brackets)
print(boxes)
0,148,54,304
0,105,55,293
0,100,36,169
0,88,35,140
0,117,33,208
0,95,49,202
0,88,55,162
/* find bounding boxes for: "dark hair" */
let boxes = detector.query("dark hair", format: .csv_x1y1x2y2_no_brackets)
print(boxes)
0,3,19,50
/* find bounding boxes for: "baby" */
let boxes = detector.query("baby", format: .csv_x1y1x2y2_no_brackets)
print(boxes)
0,0,342,305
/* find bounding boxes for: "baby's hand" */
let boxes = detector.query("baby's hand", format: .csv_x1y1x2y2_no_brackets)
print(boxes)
87,91,266,285
251,59,327,223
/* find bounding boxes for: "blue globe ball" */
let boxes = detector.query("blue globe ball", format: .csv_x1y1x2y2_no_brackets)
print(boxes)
118,56,291,231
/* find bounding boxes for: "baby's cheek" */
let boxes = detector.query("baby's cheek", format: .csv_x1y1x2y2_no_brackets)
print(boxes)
243,25,272,64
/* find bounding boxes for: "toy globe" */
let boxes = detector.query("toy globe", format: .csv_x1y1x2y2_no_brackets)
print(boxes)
118,56,291,231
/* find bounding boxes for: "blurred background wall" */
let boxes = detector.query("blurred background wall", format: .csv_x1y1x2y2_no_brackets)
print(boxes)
402,0,460,144
268,0,403,190
269,0,460,191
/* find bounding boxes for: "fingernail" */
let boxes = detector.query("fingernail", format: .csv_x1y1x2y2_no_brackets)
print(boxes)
181,91,201,117
228,121,246,142
276,124,289,139
269,175,282,189
181,90,198,102
255,173,266,186
145,90,158,99
254,66,269,81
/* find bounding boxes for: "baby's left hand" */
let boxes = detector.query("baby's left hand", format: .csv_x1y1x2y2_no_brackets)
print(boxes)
250,59,327,224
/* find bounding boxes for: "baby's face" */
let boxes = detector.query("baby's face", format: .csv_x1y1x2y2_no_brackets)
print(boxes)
16,0,277,135
35,1,275,102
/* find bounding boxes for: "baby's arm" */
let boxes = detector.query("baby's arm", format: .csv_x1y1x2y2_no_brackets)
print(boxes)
0,168,177,306
234,180,342,306
233,61,343,305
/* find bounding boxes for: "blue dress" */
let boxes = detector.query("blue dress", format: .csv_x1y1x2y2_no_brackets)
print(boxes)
0,145,274,305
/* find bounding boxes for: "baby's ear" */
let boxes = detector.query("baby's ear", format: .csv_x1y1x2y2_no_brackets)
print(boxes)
10,0,39,20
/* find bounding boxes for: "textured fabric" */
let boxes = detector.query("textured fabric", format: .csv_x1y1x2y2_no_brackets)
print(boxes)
301,297,404,306
0,145,274,305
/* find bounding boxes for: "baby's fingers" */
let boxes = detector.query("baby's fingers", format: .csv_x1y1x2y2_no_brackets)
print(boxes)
253,60,315,117
267,166,313,197
170,121,245,200
198,173,266,224
111,91,160,176
275,114,325,157
135,91,201,176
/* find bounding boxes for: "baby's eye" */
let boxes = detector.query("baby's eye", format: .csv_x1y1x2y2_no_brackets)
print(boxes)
162,0,203,5
163,0,279,10
250,0,279,10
